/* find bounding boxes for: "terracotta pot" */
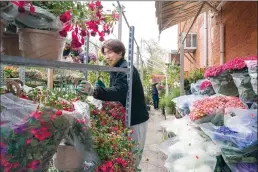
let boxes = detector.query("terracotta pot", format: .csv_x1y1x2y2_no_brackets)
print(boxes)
2,32,21,56
18,28,66,61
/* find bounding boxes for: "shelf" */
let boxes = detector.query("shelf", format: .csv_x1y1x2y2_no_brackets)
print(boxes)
0,55,130,73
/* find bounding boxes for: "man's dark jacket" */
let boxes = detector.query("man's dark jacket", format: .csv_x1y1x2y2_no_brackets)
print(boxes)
93,58,149,126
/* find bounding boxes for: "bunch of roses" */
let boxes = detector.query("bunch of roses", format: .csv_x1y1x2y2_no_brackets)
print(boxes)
90,102,137,172
189,96,247,121
0,106,70,172
200,80,212,90
59,1,119,49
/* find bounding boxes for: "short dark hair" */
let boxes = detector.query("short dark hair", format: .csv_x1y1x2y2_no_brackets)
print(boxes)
101,39,126,58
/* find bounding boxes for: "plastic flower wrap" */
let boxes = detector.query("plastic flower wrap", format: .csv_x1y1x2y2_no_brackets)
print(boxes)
200,80,215,96
200,109,257,172
245,60,258,94
231,70,257,103
189,96,247,124
208,71,239,96
0,94,71,172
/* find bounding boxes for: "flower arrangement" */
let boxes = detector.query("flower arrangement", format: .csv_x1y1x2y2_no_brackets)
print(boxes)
204,56,258,78
4,66,19,78
189,96,247,121
200,80,212,90
223,56,258,72
204,65,224,78
25,69,44,79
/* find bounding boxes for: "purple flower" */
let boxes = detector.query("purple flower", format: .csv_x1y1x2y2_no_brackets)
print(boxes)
216,126,238,135
88,53,98,62
0,146,6,154
13,123,27,134
234,163,258,172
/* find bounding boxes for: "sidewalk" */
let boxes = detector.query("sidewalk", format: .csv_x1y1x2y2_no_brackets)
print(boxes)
139,107,168,172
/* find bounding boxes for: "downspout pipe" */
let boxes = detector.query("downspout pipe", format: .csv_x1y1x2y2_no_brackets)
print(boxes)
220,24,224,65
204,12,208,67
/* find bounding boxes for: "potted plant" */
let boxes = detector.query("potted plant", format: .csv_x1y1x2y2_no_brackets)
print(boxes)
1,1,119,60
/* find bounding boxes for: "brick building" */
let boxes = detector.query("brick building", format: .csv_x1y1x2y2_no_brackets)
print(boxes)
156,1,257,72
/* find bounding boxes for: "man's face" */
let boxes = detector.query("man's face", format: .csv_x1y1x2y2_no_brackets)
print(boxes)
103,48,122,66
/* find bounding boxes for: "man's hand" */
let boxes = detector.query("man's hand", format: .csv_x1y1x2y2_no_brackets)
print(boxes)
77,80,94,96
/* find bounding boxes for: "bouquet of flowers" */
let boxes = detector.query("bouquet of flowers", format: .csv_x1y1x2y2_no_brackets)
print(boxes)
200,80,215,96
189,96,247,125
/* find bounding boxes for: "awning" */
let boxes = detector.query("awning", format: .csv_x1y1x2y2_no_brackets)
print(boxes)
155,1,222,33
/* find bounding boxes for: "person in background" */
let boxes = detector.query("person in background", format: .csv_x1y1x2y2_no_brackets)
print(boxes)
152,83,159,109
77,39,149,168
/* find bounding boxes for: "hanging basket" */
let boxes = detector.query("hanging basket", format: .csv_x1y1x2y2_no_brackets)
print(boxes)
2,32,21,56
18,28,66,61
53,145,84,171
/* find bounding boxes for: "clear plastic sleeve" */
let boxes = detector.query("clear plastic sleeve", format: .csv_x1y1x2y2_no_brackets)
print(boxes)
61,101,101,170
200,85,215,96
199,122,257,151
209,71,239,96
1,3,62,31
165,147,217,172
224,108,257,137
190,79,206,95
245,60,258,94
231,70,257,103
172,94,206,112
0,94,71,172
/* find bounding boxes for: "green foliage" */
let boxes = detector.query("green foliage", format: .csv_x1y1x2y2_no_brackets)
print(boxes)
187,68,204,84
88,72,110,87
167,65,180,89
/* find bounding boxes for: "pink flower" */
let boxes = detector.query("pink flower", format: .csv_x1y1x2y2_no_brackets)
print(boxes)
223,56,257,71
189,96,247,121
204,65,223,78
200,80,212,90
60,11,72,23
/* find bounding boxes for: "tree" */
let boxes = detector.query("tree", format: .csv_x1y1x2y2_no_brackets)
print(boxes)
141,39,167,74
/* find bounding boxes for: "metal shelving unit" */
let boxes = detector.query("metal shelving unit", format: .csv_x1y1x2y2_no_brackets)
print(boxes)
0,26,135,128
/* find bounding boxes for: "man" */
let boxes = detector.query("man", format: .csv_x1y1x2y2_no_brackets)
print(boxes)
78,39,149,167
152,83,159,109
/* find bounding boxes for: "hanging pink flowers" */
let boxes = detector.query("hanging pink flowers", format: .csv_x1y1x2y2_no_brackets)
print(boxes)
58,1,119,48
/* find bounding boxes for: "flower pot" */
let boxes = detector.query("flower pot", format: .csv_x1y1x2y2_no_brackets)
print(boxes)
1,32,21,56
18,28,66,61
53,145,84,171
165,106,173,115
231,70,257,103
209,71,239,96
